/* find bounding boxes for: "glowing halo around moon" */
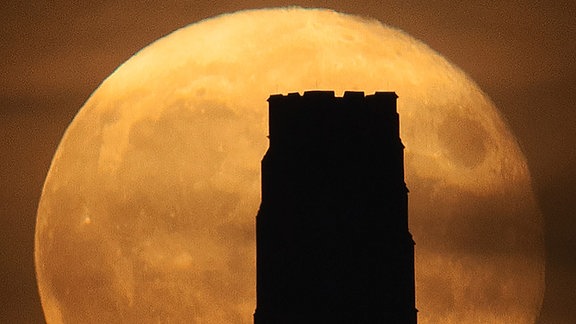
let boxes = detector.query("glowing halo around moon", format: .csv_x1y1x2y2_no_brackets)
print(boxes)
35,7,544,324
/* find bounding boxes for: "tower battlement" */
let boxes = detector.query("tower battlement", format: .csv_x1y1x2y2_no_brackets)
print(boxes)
267,91,401,151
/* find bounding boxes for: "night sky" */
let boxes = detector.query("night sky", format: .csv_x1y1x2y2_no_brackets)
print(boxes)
1,1,574,323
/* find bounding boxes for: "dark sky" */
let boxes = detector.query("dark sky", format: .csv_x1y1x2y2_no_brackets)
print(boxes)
1,1,574,322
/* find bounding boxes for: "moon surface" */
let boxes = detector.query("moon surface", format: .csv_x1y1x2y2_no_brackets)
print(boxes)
35,8,544,324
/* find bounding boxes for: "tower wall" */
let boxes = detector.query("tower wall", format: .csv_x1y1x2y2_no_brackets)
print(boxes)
254,91,416,324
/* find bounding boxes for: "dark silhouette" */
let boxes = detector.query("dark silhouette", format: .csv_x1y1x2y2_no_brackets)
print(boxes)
254,91,417,324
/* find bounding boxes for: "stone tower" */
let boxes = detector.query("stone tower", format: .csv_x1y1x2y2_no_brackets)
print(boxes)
254,91,416,324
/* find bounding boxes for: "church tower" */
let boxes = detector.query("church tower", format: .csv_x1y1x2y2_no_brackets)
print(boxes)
254,91,417,324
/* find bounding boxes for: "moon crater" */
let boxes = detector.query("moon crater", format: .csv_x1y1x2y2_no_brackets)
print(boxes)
438,114,490,169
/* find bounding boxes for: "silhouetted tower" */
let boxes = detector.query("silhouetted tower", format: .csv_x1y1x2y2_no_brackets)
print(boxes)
254,91,416,324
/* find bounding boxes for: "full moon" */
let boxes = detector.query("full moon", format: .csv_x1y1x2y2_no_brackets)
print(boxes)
35,8,544,324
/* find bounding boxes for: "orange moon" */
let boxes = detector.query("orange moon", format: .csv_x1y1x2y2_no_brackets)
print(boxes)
35,8,544,323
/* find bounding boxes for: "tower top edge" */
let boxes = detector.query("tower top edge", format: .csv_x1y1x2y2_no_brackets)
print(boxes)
268,90,398,101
